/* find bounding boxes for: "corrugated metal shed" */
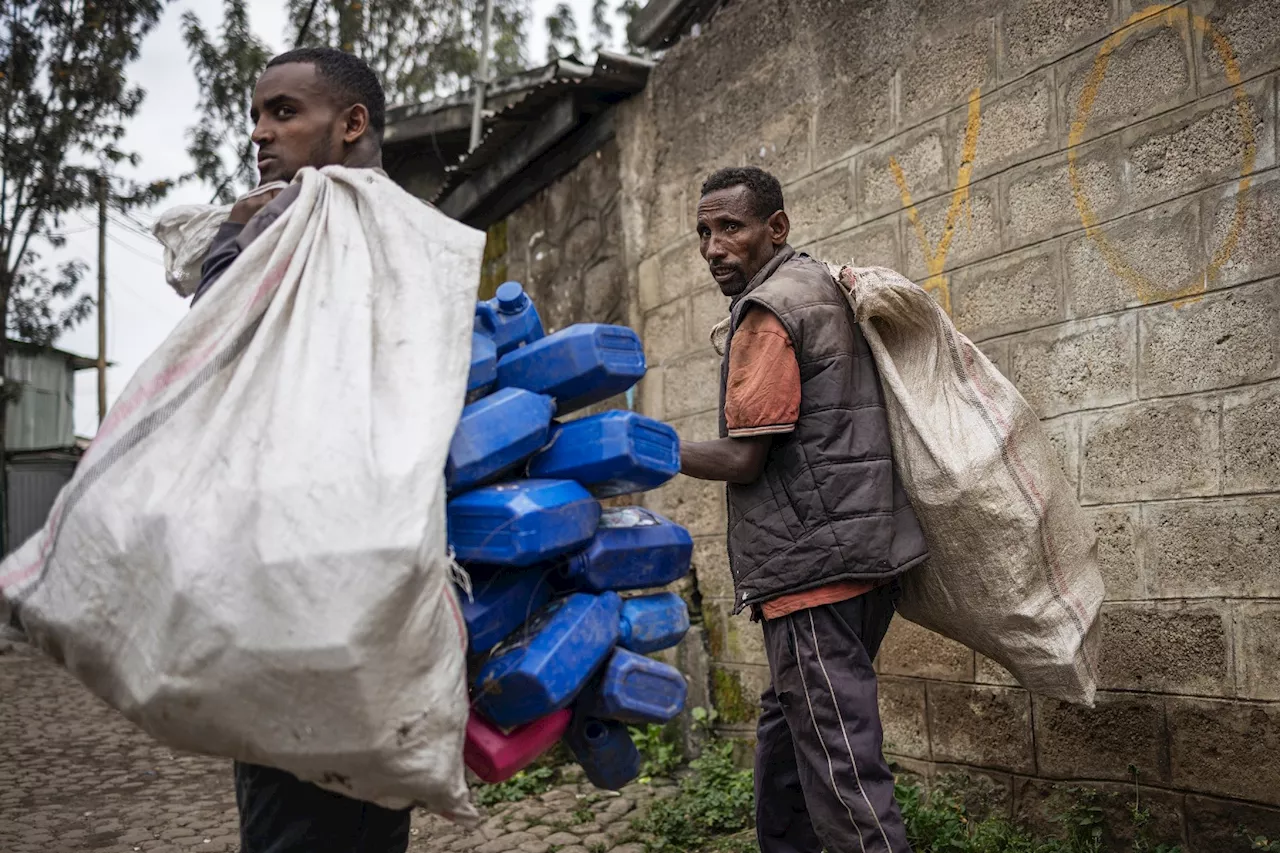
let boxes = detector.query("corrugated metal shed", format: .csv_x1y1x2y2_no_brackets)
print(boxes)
4,341,95,452
6,448,79,551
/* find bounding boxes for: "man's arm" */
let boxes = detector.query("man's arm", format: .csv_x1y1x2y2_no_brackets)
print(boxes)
191,188,285,306
680,435,771,484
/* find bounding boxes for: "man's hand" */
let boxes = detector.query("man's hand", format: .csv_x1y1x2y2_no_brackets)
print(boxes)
680,435,772,484
228,188,282,225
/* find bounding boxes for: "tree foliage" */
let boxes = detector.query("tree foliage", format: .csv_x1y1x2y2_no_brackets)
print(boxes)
287,0,529,107
182,0,271,204
545,2,581,61
0,0,170,423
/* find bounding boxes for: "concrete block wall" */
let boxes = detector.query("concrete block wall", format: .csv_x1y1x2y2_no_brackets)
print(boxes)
614,0,1280,845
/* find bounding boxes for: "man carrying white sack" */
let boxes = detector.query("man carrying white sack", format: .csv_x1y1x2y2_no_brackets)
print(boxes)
193,47,411,853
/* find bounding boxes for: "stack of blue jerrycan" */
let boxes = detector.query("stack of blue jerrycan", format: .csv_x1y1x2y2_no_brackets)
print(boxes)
448,281,694,792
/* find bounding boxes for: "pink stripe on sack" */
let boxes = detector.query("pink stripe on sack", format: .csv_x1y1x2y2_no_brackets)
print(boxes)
0,256,293,595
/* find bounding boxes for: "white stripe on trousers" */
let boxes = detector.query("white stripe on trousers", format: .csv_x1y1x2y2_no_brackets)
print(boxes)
787,615,867,853
789,610,897,853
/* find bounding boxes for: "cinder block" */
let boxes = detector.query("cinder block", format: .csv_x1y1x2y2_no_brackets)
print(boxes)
855,118,950,223
1204,166,1280,289
643,300,690,365
1186,793,1280,853
1224,379,1280,494
1236,602,1280,700
1143,497,1280,599
1065,196,1204,319
998,0,1115,80
737,104,814,186
1010,313,1137,418
1098,601,1232,696
689,287,729,349
1083,505,1143,600
950,242,1064,341
931,765,1014,821
903,178,1003,281
646,474,725,538
644,177,690,259
667,409,719,444
703,600,765,665
900,20,997,129
1033,692,1168,782
658,238,708,305
879,617,975,682
691,535,733,603
1014,778,1185,851
661,350,721,419
1080,395,1220,503
1169,696,1280,805
1001,143,1126,248
877,676,930,760
812,65,896,168
637,365,666,422
709,663,767,726
1122,78,1275,209
1039,415,1081,494
816,218,902,272
927,682,1034,773
1139,281,1280,397
638,254,663,313
1193,0,1280,94
785,163,855,246
949,70,1056,182
1057,22,1194,145
975,654,1021,687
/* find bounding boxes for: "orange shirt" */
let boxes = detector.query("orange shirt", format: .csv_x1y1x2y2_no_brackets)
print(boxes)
724,306,877,620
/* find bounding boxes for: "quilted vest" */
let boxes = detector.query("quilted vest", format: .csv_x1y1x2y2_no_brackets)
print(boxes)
717,247,928,613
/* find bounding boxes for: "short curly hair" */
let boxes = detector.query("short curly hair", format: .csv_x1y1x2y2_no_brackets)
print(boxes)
267,47,386,139
700,166,785,221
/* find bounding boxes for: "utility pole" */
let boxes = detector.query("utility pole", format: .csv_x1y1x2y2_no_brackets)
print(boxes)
97,169,107,426
469,0,495,151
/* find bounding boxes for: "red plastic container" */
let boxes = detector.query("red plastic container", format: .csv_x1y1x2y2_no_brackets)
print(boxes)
464,708,572,784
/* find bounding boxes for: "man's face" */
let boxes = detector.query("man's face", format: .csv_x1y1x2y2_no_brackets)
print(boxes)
696,185,789,297
250,62,348,185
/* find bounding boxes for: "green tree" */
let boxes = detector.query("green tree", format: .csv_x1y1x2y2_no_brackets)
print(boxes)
545,2,581,61
0,0,171,458
287,0,530,107
181,0,271,204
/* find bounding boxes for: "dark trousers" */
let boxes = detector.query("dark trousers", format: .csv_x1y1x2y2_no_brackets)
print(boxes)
234,761,411,853
754,583,911,853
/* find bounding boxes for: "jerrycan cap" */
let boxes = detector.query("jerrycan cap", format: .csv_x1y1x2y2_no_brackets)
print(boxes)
496,281,529,314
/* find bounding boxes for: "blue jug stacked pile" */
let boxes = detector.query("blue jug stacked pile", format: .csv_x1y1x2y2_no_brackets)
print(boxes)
450,281,695,792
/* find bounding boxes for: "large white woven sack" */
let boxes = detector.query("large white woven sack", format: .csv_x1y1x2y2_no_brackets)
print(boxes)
838,265,1104,706
0,166,483,820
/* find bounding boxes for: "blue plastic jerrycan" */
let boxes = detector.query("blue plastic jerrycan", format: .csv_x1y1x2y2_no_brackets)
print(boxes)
473,591,622,729
619,592,690,655
565,713,642,791
527,411,680,498
446,388,555,494
459,567,555,656
558,507,693,592
497,324,646,416
448,479,600,567
467,331,498,402
577,647,688,725
475,281,544,357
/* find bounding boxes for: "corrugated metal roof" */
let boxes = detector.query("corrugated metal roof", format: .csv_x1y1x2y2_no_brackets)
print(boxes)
3,345,85,452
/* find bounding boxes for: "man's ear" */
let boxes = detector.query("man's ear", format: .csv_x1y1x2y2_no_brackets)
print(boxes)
768,210,791,247
343,104,371,144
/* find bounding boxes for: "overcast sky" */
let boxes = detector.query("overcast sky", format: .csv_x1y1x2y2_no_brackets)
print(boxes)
55,0,603,438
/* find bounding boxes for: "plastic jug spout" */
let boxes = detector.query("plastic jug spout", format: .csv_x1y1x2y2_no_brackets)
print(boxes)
560,552,588,583
496,281,529,314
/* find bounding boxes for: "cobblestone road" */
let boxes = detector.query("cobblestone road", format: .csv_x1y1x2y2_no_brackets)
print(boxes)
0,636,677,853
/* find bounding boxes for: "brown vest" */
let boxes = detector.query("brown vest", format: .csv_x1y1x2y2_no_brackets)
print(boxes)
717,247,928,613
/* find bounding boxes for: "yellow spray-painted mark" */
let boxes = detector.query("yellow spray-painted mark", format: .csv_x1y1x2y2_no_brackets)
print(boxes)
1068,4,1256,308
890,87,983,316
